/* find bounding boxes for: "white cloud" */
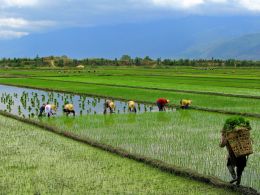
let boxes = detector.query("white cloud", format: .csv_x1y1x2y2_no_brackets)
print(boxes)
0,17,55,29
0,30,28,39
0,0,259,41
0,17,55,39
147,0,260,12
1,0,38,7
152,0,204,9
238,0,260,11
0,18,28,28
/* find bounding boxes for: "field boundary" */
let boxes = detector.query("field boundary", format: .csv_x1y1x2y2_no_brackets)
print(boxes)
1,82,260,119
0,110,258,195
33,77,260,100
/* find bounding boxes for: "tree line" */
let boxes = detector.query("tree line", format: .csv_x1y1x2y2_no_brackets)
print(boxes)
0,55,260,68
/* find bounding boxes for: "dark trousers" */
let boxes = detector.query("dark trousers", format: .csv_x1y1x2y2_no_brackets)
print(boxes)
38,106,45,117
63,109,75,116
128,107,137,113
227,155,247,184
103,105,113,114
157,103,165,111
181,105,189,109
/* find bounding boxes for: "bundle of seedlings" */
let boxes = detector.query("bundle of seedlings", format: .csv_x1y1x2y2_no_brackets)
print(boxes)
222,117,253,157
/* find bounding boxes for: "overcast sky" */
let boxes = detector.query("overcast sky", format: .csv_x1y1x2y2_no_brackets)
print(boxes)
0,0,260,40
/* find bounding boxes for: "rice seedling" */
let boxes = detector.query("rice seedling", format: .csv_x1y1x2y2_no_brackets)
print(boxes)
0,85,157,117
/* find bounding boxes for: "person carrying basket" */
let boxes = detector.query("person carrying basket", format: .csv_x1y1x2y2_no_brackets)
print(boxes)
219,117,253,186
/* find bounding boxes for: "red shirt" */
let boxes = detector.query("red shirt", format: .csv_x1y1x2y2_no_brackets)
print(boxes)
156,98,168,105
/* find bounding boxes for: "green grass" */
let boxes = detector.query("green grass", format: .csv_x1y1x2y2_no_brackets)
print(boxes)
1,77,260,114
2,66,260,79
40,110,260,191
0,115,238,194
2,67,260,96
40,73,260,96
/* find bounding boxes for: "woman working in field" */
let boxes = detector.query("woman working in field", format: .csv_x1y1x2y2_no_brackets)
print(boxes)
180,99,192,109
45,104,57,117
63,103,75,116
39,103,56,117
128,101,137,113
103,99,116,114
156,98,170,111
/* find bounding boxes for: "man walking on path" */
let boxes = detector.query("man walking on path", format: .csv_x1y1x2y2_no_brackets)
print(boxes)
220,133,248,185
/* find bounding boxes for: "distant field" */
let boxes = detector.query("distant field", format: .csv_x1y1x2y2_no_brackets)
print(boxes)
40,74,260,96
2,67,260,96
1,77,260,115
2,66,260,78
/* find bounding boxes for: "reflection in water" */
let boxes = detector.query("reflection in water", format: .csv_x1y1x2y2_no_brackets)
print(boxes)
0,85,157,118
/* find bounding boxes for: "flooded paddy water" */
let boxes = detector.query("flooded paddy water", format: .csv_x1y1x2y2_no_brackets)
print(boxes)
0,84,164,118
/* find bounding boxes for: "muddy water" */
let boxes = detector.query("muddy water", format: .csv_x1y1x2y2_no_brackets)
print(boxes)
0,84,161,118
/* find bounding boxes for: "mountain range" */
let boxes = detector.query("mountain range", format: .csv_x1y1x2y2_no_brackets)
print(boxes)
1,16,260,60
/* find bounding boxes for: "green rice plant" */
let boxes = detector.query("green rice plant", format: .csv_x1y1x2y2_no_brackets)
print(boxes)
41,110,260,191
223,116,251,132
0,115,237,195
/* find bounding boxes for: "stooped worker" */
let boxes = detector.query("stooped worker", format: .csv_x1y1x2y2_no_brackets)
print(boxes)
63,103,75,116
128,100,137,113
38,103,46,117
219,132,248,185
156,98,170,111
180,99,192,109
103,99,116,114
45,104,56,117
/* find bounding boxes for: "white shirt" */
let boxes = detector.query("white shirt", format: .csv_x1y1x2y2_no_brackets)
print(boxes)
45,104,53,114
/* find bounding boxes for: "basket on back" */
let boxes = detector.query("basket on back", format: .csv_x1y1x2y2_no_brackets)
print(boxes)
222,117,253,157
225,127,253,157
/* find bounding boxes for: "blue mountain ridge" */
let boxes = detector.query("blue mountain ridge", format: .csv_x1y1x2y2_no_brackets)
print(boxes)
1,16,260,59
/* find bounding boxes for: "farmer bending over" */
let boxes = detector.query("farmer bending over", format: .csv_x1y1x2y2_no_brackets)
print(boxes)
180,99,192,109
63,103,75,116
103,100,115,114
156,98,170,111
38,103,46,117
45,104,56,117
220,133,247,185
128,101,137,113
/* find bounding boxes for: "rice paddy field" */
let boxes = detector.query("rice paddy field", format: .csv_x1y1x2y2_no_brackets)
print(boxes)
1,115,237,194
0,66,260,193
